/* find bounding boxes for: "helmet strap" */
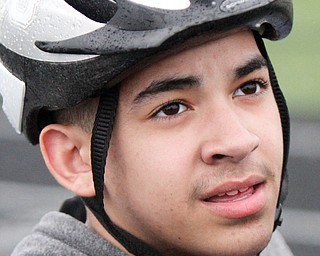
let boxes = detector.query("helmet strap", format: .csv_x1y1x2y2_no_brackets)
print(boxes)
82,86,161,255
253,32,290,230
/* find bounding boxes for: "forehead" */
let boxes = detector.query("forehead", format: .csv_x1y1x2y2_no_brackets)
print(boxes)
121,31,260,96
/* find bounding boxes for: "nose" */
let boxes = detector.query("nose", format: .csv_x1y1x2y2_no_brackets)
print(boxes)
200,108,260,165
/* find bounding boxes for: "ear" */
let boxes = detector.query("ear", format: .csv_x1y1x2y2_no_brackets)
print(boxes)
40,124,95,197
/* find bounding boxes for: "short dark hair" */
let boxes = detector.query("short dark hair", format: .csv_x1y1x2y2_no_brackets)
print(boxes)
52,97,99,133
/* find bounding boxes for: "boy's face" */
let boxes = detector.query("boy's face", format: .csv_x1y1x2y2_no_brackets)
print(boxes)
104,31,283,255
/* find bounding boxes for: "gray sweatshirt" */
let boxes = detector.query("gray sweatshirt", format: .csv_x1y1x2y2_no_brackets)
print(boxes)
12,212,293,255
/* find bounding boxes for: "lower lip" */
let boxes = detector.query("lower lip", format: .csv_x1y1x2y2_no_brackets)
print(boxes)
201,183,267,219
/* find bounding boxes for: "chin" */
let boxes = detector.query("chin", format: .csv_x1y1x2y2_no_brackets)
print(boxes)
159,228,273,256
206,220,274,256
221,223,273,256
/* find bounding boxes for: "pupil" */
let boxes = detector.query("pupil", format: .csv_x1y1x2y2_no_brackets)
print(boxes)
242,84,256,94
163,104,179,115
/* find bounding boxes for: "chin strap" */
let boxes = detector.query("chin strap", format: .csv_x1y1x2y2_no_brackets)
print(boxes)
274,203,283,230
253,32,290,231
82,86,162,256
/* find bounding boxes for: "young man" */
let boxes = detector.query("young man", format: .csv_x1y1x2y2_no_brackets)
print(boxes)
0,0,293,255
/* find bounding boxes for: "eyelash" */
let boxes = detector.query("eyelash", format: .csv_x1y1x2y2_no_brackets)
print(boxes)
151,99,191,120
150,79,269,120
233,78,269,98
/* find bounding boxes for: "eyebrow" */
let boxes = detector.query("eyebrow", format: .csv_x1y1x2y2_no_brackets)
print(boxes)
132,56,267,105
133,75,201,105
234,55,268,79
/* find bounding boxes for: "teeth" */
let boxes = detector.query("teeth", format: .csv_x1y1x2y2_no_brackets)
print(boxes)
217,187,250,197
232,194,251,202
239,187,249,193
216,187,251,198
226,190,238,196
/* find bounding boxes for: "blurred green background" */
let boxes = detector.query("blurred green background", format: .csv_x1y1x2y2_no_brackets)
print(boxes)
266,1,320,120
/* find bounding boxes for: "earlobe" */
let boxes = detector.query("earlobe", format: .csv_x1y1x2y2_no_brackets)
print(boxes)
40,124,95,197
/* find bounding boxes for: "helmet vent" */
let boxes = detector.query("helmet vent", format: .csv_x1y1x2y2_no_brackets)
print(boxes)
127,0,190,10
65,0,118,23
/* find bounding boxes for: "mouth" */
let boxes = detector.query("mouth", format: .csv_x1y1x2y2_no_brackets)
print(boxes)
200,177,267,219
203,184,260,203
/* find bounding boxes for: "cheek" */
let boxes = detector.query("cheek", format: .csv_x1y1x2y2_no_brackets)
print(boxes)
106,131,199,237
258,101,284,181
107,126,196,207
132,136,194,193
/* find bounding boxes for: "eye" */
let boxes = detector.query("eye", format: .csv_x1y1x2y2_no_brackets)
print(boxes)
233,80,268,97
154,101,188,118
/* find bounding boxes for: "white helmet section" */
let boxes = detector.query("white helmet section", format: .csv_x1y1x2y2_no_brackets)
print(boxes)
128,0,191,10
0,0,104,62
0,63,25,133
0,0,104,133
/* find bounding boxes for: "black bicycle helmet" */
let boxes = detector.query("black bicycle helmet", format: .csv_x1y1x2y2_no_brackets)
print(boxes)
0,0,293,255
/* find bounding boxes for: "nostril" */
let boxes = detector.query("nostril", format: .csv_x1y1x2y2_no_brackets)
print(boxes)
213,154,226,160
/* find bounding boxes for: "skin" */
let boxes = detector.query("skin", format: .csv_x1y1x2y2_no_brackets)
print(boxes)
98,31,284,255
41,30,283,256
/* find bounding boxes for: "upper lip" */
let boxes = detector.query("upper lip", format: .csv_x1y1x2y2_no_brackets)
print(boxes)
199,175,266,201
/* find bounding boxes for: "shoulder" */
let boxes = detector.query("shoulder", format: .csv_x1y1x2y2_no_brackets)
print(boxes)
11,212,127,256
260,229,294,256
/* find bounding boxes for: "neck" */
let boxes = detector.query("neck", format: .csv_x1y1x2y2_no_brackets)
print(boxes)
85,208,134,256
